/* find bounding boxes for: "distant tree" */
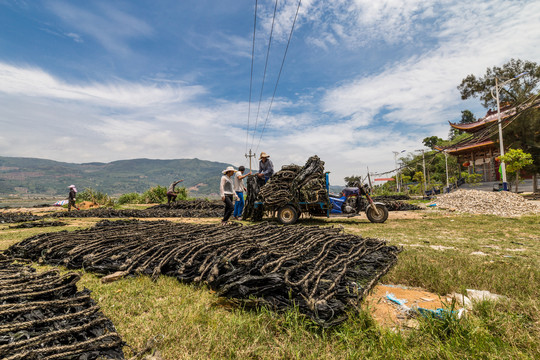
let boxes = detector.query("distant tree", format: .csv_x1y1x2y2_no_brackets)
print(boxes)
457,59,540,108
457,58,540,191
344,175,362,187
500,149,533,193
449,110,476,140
422,136,443,150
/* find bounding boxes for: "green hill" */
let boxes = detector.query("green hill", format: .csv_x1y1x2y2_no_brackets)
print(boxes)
0,156,233,197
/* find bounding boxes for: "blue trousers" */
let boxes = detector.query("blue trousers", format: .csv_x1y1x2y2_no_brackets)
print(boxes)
233,191,244,217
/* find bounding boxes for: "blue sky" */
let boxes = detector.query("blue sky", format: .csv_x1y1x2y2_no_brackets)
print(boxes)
1,0,539,184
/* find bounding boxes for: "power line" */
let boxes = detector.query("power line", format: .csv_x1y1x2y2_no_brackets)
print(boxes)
245,0,258,154
250,0,279,152
255,0,302,154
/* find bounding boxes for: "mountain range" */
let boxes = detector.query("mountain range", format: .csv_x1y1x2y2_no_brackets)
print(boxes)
0,156,232,197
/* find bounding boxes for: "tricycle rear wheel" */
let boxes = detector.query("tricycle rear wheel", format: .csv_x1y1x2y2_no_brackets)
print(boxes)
277,205,299,225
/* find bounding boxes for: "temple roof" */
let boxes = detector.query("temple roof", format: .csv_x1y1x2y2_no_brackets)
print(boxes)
449,97,540,132
449,105,513,132
436,139,496,155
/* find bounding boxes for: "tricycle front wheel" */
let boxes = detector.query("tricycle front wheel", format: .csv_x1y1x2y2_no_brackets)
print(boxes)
366,204,388,223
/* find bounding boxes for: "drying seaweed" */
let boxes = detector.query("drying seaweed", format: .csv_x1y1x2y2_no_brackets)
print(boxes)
148,199,223,211
358,197,421,212
9,220,67,229
0,212,42,224
49,201,223,219
8,220,401,327
0,254,124,359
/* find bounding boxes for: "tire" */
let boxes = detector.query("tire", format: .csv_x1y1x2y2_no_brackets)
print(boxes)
277,205,299,225
366,204,388,223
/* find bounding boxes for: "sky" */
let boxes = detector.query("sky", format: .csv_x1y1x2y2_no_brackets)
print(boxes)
1,0,539,185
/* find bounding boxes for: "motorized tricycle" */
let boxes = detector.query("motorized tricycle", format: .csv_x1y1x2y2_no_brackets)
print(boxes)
254,173,388,225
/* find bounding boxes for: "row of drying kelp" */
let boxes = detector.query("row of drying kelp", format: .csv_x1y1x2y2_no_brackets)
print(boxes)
148,199,222,211
0,212,42,224
8,220,401,327
9,220,67,229
359,196,421,212
49,199,223,219
0,254,124,360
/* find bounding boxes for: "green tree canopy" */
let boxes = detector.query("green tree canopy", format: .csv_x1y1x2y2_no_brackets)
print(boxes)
422,136,443,150
500,149,533,193
457,59,540,108
449,110,476,140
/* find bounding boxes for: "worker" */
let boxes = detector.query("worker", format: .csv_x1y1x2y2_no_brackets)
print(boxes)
233,166,251,220
220,166,239,225
167,179,184,204
67,185,79,211
257,152,274,184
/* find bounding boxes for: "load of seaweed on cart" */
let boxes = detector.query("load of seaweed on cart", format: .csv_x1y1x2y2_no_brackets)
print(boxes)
244,155,328,220
8,220,402,327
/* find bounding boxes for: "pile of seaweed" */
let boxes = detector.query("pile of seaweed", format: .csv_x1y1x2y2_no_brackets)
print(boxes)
0,254,124,359
361,195,421,212
149,199,222,211
373,195,411,201
9,220,67,229
244,155,328,220
8,220,401,327
0,212,42,224
49,200,223,219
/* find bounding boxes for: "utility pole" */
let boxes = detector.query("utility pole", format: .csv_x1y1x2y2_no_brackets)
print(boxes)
444,150,449,192
491,72,528,191
392,151,400,193
392,150,406,193
422,150,427,195
494,77,508,191
245,149,256,173
367,167,373,189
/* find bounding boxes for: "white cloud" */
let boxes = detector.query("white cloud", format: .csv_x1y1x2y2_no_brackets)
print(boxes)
0,63,206,107
47,1,154,55
320,0,540,129
65,32,83,43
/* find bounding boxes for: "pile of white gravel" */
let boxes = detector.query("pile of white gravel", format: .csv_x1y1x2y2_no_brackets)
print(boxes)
432,189,540,217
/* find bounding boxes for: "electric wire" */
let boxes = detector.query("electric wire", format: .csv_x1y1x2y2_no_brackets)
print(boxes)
255,0,302,154
245,0,258,155
250,0,279,152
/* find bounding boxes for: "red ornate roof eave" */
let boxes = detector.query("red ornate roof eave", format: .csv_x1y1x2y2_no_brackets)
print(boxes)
449,97,540,132
437,139,497,155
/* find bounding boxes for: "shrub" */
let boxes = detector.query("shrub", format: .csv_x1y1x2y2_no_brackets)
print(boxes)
77,188,115,207
142,185,168,204
117,192,142,205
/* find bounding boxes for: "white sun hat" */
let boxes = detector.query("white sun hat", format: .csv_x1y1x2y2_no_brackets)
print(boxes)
222,166,236,174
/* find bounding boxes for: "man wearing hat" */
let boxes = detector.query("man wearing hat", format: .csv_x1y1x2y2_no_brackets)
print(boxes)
220,166,240,225
257,152,274,184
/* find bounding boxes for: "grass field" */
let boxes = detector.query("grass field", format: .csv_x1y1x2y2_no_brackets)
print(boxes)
1,209,538,359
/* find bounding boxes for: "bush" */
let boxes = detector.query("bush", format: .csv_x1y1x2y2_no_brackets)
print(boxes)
117,192,142,205
77,188,115,207
465,173,483,185
142,185,168,204
116,185,189,205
